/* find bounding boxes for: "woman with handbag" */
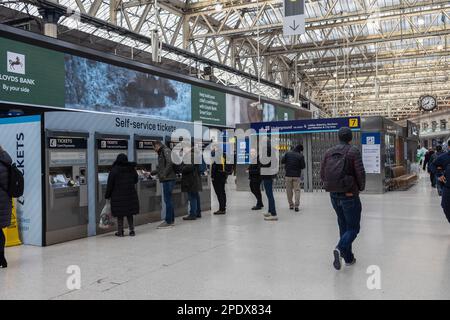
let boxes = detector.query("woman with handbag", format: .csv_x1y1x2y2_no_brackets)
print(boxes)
0,146,12,268
105,153,139,237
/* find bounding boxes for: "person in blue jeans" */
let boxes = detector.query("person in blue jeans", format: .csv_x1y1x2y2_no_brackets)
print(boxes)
320,127,366,270
152,140,177,229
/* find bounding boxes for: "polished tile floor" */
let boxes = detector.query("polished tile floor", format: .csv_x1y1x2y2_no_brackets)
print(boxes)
1,175,449,300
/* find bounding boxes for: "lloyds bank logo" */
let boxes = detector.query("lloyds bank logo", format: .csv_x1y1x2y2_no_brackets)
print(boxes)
7,51,25,75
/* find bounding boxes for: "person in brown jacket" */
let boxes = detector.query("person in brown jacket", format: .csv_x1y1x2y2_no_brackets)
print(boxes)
320,127,366,270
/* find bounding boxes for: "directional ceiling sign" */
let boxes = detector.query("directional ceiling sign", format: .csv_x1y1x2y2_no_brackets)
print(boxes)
283,0,305,36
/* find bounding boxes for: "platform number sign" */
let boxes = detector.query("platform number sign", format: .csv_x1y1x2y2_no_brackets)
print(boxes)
283,0,305,36
349,118,359,128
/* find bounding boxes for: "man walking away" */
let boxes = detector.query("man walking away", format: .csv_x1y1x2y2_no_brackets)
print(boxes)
152,140,176,229
281,144,306,212
423,148,435,186
430,145,445,196
320,127,366,270
431,141,450,224
248,147,263,210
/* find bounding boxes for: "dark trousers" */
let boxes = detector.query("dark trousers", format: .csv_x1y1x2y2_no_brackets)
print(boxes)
330,193,362,263
441,188,450,224
212,178,227,211
162,180,176,224
195,193,201,216
430,172,436,187
436,177,444,196
263,178,276,215
117,215,134,232
249,176,263,207
187,192,200,217
0,229,5,254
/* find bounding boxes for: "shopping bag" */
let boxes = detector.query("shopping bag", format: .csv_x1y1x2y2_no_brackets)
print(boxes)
99,200,115,229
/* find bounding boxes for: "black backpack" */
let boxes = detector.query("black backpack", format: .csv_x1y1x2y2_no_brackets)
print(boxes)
0,161,24,198
322,145,354,193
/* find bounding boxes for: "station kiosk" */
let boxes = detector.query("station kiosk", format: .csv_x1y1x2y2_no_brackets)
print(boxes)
134,135,162,225
95,133,130,234
45,131,89,245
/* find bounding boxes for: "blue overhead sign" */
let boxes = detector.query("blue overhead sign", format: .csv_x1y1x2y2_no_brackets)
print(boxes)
250,117,361,134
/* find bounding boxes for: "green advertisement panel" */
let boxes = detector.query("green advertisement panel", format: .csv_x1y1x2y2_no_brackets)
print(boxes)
0,37,65,107
192,86,226,126
276,105,295,121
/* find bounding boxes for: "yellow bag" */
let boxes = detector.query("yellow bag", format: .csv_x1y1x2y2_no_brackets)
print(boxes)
2,199,22,247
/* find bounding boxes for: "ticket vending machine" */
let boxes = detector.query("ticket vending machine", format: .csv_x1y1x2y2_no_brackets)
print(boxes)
195,139,212,212
95,133,129,234
134,135,162,225
45,131,89,245
166,137,188,217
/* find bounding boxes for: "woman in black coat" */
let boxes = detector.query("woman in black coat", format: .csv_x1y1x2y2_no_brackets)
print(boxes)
181,148,203,221
0,146,12,268
105,153,139,237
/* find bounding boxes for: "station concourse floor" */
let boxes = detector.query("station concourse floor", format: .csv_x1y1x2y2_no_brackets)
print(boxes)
1,174,450,300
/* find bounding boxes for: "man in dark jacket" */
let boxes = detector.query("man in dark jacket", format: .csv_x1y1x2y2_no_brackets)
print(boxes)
210,145,233,215
320,127,366,270
423,148,435,187
281,144,306,212
152,140,177,228
432,141,450,224
105,153,139,237
248,147,263,210
0,146,13,268
430,145,445,195
181,147,203,221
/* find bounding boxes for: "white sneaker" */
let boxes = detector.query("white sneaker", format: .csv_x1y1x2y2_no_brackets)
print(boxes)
263,213,271,218
157,222,174,229
264,215,278,221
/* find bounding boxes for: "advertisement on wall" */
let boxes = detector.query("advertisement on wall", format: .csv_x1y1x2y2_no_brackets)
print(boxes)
191,86,226,126
64,55,192,121
362,132,381,174
0,37,65,108
226,94,262,126
0,115,42,246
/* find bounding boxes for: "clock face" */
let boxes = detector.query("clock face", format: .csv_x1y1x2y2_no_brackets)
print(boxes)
420,95,437,111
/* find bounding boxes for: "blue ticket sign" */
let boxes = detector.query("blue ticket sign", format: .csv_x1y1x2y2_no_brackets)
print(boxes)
250,117,361,134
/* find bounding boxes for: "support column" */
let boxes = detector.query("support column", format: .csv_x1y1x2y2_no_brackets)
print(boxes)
182,18,190,50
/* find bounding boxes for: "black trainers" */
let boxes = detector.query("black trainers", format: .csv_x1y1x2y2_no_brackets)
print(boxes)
295,207,300,212
333,248,342,270
345,258,356,266
251,206,263,210
183,215,197,221
129,231,135,237
115,231,124,237
196,214,202,218
0,254,7,268
289,206,294,210
214,210,226,215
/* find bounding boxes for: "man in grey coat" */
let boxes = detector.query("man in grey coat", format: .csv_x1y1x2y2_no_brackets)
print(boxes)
0,146,12,268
